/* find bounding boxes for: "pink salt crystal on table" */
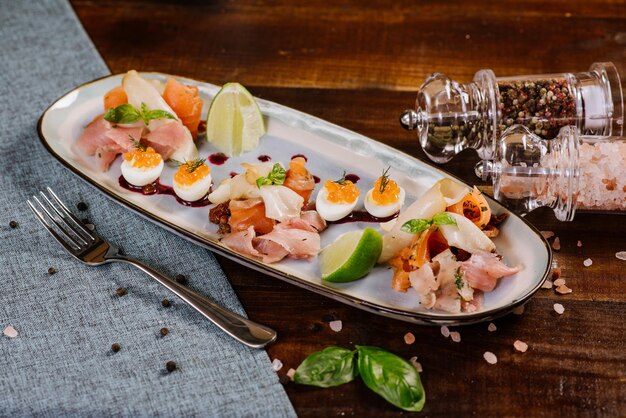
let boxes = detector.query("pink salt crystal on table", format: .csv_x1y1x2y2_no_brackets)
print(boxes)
513,305,525,315
286,368,296,381
556,285,573,294
404,332,416,345
483,351,498,365
488,323,497,332
409,356,423,372
513,340,529,353
577,240,582,247
542,280,554,289
540,231,555,239
554,303,565,314
450,331,461,343
552,237,561,251
272,358,283,371
616,251,626,261
3,326,18,338
554,278,566,287
329,320,343,332
583,258,593,267
440,325,450,338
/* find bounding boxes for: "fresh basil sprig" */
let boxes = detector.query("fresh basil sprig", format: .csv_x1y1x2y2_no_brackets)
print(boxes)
256,163,286,188
294,345,425,412
294,346,357,388
104,102,177,125
401,212,457,234
357,346,425,412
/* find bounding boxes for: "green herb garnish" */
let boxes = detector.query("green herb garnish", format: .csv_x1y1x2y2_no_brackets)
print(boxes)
171,158,207,173
256,163,286,188
294,345,425,412
294,347,357,388
401,212,457,234
128,135,146,151
334,171,347,185
104,102,177,125
454,267,464,290
378,167,391,194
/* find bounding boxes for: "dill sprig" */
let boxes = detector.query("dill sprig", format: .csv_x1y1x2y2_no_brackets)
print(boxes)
378,167,391,194
334,171,347,185
171,158,207,173
128,135,146,151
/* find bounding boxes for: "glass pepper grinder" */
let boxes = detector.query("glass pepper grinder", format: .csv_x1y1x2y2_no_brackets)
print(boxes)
475,124,626,221
399,62,624,170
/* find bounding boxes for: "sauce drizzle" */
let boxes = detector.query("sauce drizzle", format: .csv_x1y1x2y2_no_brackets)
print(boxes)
119,176,212,207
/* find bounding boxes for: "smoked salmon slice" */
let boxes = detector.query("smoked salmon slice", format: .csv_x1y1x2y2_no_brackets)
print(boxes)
162,78,203,139
103,86,128,111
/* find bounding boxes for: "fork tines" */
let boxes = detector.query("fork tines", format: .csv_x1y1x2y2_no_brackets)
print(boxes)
27,188,95,253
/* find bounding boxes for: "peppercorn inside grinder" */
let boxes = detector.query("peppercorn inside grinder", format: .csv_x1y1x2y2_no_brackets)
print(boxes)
475,124,626,221
400,62,624,167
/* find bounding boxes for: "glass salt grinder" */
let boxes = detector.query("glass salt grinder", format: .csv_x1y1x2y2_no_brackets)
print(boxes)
399,62,624,172
475,124,626,221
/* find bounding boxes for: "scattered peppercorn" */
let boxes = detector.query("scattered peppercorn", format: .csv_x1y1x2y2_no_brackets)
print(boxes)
77,202,88,211
116,287,127,297
175,274,187,285
9,220,18,229
322,313,336,323
278,374,291,386
165,360,177,372
82,218,89,224
308,323,321,332
161,299,171,308
47,267,57,275
160,327,169,336
111,343,121,353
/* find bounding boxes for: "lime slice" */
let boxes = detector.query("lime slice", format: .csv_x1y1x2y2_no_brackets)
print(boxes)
206,82,265,156
320,228,383,283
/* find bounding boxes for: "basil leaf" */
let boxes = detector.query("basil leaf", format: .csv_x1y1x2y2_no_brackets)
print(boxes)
432,212,457,227
401,218,433,234
255,163,286,188
356,346,425,412
140,102,177,124
294,346,357,388
103,103,141,124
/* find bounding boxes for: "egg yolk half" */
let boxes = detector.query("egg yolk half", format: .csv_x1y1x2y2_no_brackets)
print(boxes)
324,180,360,204
372,177,401,204
123,147,162,169
174,163,211,186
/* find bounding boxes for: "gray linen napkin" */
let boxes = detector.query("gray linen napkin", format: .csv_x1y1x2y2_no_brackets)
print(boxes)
0,1,295,416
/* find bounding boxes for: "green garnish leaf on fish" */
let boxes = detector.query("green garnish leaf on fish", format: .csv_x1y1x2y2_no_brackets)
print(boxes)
256,163,286,188
401,212,457,234
104,102,176,125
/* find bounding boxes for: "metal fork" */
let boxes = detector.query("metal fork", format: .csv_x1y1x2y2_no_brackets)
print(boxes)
27,187,277,348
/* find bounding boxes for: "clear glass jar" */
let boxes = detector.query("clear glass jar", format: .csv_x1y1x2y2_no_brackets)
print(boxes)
477,124,626,221
400,62,624,166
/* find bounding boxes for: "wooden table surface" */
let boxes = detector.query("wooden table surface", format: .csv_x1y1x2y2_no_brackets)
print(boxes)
71,1,626,416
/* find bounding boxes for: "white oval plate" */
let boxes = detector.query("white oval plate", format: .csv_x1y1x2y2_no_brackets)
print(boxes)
38,72,551,326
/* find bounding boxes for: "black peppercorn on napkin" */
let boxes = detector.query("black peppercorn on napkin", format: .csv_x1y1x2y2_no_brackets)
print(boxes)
0,1,295,416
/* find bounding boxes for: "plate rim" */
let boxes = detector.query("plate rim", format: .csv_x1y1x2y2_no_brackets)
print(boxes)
36,71,553,326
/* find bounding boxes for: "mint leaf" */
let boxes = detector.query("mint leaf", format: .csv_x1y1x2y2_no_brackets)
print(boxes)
103,103,141,124
432,212,457,227
256,163,286,188
401,219,433,234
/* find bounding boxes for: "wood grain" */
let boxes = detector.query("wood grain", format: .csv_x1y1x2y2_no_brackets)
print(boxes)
71,1,626,416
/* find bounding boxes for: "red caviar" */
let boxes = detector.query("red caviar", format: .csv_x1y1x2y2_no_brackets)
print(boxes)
123,147,162,168
324,180,360,204
372,177,401,205
174,163,211,186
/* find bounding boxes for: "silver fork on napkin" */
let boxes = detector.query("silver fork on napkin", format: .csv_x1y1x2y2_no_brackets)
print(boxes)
27,187,277,348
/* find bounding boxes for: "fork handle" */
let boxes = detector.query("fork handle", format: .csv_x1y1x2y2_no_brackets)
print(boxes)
111,256,277,348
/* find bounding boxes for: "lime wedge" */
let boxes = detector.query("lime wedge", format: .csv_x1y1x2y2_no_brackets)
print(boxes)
320,228,383,283
206,82,265,156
